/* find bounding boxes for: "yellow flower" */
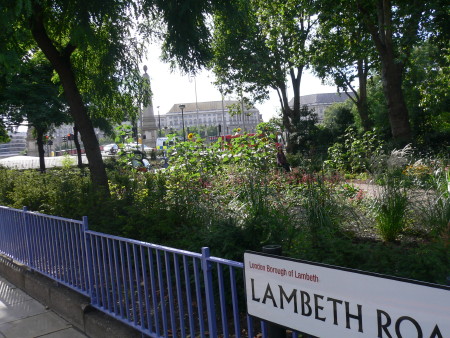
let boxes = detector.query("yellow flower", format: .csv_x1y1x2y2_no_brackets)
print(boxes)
187,133,194,140
237,128,241,132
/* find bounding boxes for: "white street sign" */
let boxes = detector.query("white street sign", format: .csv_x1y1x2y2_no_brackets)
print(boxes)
244,251,449,338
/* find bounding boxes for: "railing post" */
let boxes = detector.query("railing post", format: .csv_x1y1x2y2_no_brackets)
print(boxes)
83,216,96,303
22,206,33,268
202,247,217,338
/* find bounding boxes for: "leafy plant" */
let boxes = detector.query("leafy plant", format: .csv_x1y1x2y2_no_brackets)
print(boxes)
410,166,450,236
0,167,15,205
372,175,409,242
324,127,384,174
61,154,75,169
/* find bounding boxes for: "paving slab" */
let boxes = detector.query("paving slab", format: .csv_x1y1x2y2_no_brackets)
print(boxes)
0,312,72,338
0,277,87,338
0,283,33,307
0,298,47,326
41,328,89,337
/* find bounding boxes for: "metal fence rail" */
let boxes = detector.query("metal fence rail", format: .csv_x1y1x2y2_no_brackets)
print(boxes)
0,206,89,296
1,206,290,337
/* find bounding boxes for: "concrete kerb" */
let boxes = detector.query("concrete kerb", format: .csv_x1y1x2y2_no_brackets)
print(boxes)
0,254,142,338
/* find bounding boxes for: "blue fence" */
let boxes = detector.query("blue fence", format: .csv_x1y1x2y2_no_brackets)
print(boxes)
0,206,299,338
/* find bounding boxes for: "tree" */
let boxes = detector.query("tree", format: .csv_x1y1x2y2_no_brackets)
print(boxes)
352,0,432,144
403,42,450,149
0,1,141,190
323,101,355,140
211,0,319,153
0,54,70,171
291,105,323,156
311,9,375,131
1,0,220,192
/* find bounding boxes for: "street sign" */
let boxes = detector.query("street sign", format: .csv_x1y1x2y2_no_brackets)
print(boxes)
244,251,449,338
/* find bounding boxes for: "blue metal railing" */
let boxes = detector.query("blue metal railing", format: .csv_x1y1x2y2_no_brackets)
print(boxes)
0,207,89,296
0,206,287,338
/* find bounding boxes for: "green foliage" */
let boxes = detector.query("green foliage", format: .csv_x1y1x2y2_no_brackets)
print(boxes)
410,166,450,236
0,53,70,171
204,175,296,261
61,154,75,170
322,101,356,139
311,4,374,131
372,175,409,242
0,121,9,143
6,170,53,212
403,42,450,149
168,132,276,179
0,166,15,205
289,105,323,155
211,0,318,140
1,0,228,190
256,121,279,137
0,143,448,285
168,134,223,179
365,76,391,140
299,178,344,249
292,235,448,284
324,127,384,173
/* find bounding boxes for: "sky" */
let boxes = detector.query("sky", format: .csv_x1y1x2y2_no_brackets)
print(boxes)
143,45,337,122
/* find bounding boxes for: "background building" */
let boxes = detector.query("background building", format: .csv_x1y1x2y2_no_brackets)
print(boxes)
160,100,262,136
0,131,26,158
289,92,353,122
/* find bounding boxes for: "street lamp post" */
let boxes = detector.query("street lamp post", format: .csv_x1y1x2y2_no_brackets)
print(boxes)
157,105,161,137
240,95,246,132
179,104,186,141
140,65,148,153
190,76,200,136
220,88,226,138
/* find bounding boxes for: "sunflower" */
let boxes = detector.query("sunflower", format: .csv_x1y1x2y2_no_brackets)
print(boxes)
187,133,194,140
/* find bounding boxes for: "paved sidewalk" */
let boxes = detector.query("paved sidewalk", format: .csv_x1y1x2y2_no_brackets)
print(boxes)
0,276,88,338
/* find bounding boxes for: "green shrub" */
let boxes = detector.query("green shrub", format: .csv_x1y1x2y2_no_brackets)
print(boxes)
0,167,15,205
7,170,53,212
410,168,450,236
372,175,409,242
46,168,92,219
324,127,384,174
0,145,447,285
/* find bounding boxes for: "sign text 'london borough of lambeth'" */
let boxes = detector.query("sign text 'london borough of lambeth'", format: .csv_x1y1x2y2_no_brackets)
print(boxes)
244,251,449,338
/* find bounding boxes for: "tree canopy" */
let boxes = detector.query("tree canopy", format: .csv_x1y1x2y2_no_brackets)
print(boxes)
311,8,375,131
0,53,71,170
0,0,220,191
211,0,319,152
0,0,448,170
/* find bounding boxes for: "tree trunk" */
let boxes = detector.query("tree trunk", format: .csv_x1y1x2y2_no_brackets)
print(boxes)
73,125,83,169
357,0,412,144
36,128,46,172
277,66,303,153
30,5,109,194
380,57,411,143
356,59,372,131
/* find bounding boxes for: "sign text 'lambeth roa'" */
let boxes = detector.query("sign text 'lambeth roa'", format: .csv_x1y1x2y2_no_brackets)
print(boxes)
244,251,449,338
